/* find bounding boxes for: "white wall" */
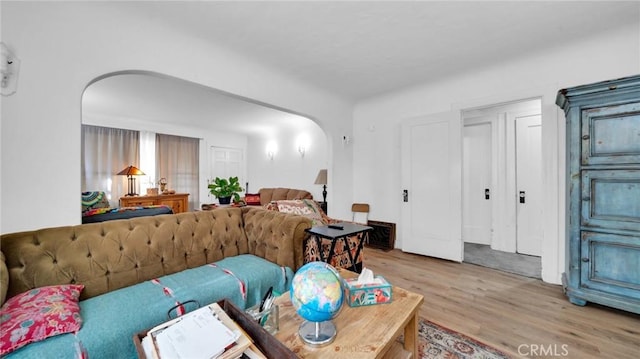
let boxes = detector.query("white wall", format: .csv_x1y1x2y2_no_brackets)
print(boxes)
246,119,329,202
353,23,640,284
0,2,353,233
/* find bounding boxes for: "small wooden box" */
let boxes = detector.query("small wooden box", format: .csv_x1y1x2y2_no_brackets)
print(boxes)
343,276,392,307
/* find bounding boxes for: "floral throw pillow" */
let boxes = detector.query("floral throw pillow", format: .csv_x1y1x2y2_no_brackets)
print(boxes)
0,284,84,355
275,200,326,225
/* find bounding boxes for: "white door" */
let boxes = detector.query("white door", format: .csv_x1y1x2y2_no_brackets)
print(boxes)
401,111,462,262
463,121,493,245
210,146,243,187
515,115,542,256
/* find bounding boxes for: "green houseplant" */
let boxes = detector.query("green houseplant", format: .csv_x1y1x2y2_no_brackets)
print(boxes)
208,176,243,204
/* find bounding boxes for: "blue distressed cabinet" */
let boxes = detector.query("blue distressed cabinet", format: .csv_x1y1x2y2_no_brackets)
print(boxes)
557,75,640,314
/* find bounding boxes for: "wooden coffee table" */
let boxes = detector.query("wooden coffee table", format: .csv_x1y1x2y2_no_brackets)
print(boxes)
274,269,424,358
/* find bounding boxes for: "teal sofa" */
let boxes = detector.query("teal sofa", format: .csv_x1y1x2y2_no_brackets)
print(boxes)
0,207,311,358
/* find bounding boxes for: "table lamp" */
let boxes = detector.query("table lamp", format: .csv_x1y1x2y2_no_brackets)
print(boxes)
117,165,145,196
314,169,327,203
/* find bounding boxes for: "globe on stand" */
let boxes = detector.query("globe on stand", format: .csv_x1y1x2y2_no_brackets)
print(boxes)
290,261,344,346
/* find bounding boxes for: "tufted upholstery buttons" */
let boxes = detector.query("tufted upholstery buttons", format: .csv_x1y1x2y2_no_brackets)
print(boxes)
1,206,311,303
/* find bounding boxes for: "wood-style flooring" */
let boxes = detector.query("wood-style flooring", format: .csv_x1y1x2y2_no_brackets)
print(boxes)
363,248,640,359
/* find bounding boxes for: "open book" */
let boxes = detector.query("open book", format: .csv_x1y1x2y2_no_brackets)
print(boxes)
142,303,253,359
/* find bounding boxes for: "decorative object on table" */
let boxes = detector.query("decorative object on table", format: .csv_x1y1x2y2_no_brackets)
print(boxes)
208,176,244,205
314,169,328,203
246,286,279,335
158,178,168,193
343,268,392,307
290,261,343,347
117,165,145,196
146,188,159,196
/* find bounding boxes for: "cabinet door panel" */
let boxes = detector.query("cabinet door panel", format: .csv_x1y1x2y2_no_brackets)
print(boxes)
581,170,640,231
159,199,183,213
581,102,640,165
580,232,640,298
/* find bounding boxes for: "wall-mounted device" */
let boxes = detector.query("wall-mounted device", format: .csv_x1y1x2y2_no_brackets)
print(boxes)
1,42,20,96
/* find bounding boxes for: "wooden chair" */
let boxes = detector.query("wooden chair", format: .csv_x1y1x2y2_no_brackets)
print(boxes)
351,203,370,224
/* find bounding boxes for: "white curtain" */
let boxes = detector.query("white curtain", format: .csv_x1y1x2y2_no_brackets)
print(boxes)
81,125,140,206
156,133,199,211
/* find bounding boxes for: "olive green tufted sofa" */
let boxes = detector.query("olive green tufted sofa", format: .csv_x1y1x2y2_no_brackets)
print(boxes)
0,206,312,358
0,206,311,305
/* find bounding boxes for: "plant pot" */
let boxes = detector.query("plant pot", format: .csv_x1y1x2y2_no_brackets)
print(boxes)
218,196,232,205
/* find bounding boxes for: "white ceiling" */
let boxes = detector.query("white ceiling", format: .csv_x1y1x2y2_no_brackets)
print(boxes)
84,1,640,134
131,1,639,100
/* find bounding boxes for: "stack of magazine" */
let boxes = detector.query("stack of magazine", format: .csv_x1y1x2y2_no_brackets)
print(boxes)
141,303,266,359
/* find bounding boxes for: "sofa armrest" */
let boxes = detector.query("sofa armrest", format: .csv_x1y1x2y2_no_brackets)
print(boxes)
0,251,8,306
242,207,311,271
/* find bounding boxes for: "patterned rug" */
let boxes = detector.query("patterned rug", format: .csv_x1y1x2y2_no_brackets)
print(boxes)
410,318,512,359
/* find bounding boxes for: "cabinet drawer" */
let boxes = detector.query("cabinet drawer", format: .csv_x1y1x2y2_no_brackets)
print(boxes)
121,198,156,207
581,170,640,231
580,231,640,299
581,102,640,165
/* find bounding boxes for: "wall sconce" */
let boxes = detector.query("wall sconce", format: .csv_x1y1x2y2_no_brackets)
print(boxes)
266,141,278,160
296,134,310,158
1,42,20,96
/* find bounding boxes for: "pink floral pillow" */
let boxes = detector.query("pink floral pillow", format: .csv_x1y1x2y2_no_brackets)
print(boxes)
0,284,84,355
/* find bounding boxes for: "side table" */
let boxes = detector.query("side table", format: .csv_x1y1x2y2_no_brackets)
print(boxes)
304,222,372,273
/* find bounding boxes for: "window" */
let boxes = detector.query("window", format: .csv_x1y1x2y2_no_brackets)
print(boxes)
156,133,200,210
81,125,199,210
81,125,139,206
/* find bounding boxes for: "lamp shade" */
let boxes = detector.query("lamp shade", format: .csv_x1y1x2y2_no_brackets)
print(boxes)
314,169,327,185
117,165,145,176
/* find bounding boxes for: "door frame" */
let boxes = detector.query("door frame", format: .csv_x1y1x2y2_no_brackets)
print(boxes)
462,116,497,246
452,85,563,285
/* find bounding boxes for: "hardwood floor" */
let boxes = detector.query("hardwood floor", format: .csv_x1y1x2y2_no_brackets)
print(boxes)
363,248,640,358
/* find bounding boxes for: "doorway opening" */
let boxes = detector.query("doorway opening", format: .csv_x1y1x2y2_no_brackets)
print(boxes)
462,98,542,278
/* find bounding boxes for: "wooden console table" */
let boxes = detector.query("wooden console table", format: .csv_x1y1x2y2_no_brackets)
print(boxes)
120,193,189,214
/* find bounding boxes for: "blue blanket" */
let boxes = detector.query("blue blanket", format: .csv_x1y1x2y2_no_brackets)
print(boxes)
6,255,293,359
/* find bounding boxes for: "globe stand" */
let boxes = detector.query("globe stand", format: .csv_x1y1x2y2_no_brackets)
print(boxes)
298,320,336,347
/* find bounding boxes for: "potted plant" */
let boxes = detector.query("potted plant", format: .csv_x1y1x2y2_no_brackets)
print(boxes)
208,176,243,205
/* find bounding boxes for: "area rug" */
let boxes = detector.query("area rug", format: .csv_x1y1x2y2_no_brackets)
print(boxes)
405,318,512,359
